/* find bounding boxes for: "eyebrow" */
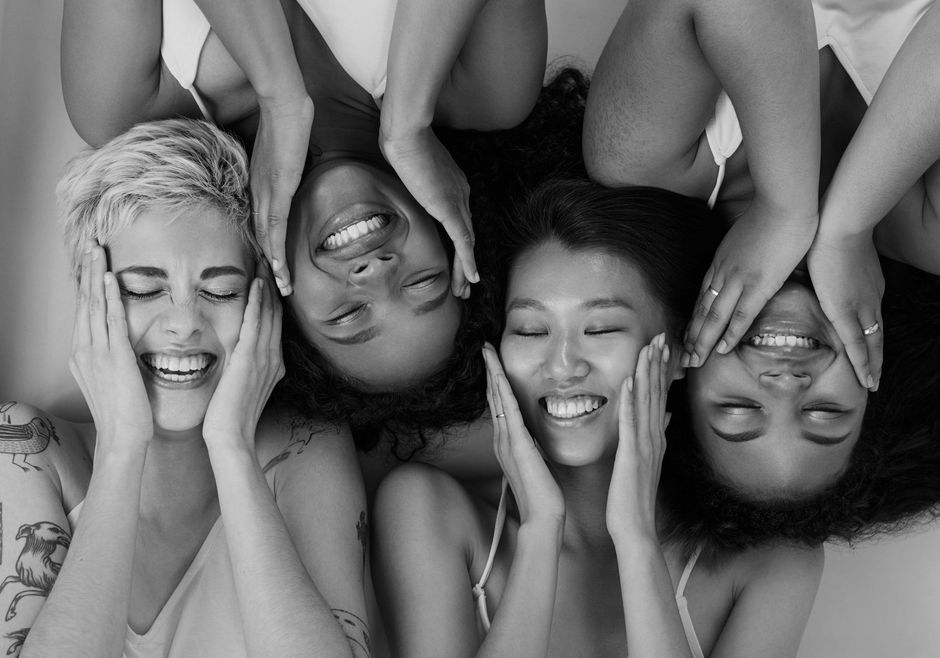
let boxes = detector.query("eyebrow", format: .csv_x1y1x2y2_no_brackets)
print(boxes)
412,287,451,316
324,326,380,346
115,266,247,280
506,297,635,312
709,425,852,446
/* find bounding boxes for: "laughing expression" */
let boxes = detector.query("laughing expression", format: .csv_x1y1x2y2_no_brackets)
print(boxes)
687,275,869,497
109,205,254,433
286,159,461,390
499,242,673,466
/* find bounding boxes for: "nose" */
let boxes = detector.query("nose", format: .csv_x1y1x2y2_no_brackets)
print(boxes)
348,253,399,286
160,296,205,340
758,368,813,392
543,334,590,383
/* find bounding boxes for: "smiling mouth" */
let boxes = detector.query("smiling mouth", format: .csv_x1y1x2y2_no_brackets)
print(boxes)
322,215,390,250
540,395,608,419
141,353,216,383
744,334,821,349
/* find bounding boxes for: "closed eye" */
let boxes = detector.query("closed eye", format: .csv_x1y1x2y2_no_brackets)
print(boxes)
120,288,162,301
328,304,368,325
200,290,243,303
404,273,441,290
585,328,622,335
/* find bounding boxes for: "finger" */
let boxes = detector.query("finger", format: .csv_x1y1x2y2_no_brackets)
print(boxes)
451,256,470,298
439,211,479,285
866,312,884,392
73,245,93,352
266,194,294,297
618,375,636,447
685,279,744,368
88,245,108,349
236,279,264,359
103,272,130,353
683,269,723,365
713,286,776,356
829,309,873,389
634,344,654,454
648,338,664,440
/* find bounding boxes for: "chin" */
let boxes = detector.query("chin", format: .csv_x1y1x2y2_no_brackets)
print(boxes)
535,426,616,468
148,394,212,435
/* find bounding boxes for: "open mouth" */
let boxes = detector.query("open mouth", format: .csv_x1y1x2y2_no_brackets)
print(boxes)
540,395,608,420
141,353,216,383
744,333,820,349
321,214,391,251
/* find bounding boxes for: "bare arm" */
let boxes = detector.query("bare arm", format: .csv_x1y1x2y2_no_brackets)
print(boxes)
379,0,489,295
807,5,940,391
710,545,824,657
585,0,820,366
60,0,196,145
202,280,355,656
22,246,154,657
260,412,372,656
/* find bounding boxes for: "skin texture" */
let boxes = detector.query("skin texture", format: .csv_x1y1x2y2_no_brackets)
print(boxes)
686,278,868,497
285,158,462,390
373,244,823,657
3,209,366,657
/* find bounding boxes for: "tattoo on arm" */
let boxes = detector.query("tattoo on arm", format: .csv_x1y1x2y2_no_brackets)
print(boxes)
0,521,70,622
356,511,369,569
0,403,61,473
4,628,29,656
332,609,371,658
261,415,322,474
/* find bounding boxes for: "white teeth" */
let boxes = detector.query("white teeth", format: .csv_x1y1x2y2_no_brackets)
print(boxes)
142,353,213,382
323,215,389,250
544,395,605,419
746,334,820,349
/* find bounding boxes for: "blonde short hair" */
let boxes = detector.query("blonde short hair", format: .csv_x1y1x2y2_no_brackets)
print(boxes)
58,119,260,277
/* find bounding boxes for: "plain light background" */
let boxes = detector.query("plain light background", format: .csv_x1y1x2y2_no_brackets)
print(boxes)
1,2,938,656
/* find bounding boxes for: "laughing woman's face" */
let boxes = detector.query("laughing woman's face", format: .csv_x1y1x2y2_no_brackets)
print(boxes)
686,278,869,498
286,159,462,390
499,242,675,467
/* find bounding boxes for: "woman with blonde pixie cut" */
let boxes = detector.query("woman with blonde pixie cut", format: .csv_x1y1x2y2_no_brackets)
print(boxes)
0,119,370,658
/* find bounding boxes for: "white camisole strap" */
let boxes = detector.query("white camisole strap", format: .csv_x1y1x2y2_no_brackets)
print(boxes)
675,544,706,658
471,477,509,632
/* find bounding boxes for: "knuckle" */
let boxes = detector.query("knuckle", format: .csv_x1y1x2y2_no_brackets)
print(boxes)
705,307,723,323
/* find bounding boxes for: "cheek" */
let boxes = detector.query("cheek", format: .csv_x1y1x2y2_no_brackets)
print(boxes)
213,304,248,352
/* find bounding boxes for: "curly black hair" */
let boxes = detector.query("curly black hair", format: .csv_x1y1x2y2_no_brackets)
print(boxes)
273,67,592,455
659,257,940,560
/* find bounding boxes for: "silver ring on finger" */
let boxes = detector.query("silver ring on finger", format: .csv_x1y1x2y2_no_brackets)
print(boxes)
707,286,720,297
495,413,506,418
862,321,880,336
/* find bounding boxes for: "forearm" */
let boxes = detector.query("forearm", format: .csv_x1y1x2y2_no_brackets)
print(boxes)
613,536,694,658
694,0,819,220
381,0,486,136
192,0,307,103
60,0,166,144
207,444,352,657
820,4,940,239
475,520,562,658
23,446,147,658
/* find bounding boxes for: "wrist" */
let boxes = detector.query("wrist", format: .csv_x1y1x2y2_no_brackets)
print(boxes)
518,517,565,552
612,532,661,560
379,112,433,146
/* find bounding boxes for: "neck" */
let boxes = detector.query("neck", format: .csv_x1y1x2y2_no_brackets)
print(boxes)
552,459,618,554
138,426,218,523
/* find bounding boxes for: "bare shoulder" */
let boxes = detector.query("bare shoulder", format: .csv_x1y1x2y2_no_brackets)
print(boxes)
255,406,357,479
375,462,487,546
0,400,93,493
736,541,825,591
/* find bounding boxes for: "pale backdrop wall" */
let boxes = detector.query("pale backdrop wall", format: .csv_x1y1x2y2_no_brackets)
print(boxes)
1,2,937,656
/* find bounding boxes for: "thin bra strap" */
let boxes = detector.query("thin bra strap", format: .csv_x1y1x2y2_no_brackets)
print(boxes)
472,477,509,632
676,544,704,598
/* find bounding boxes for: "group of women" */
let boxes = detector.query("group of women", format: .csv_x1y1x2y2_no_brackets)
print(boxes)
2,0,940,655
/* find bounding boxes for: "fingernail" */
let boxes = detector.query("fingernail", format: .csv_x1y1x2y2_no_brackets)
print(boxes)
680,352,691,368
471,271,480,284
690,353,701,368
91,247,99,261
648,345,655,361
272,258,281,269
626,375,634,392
872,381,879,392
662,344,670,363
866,375,875,389
717,339,728,354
